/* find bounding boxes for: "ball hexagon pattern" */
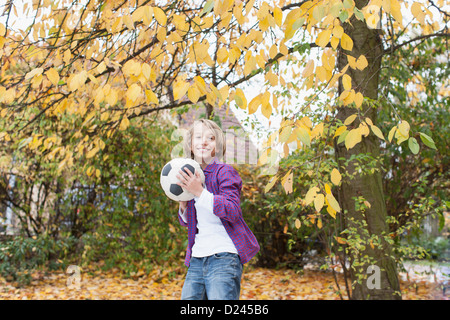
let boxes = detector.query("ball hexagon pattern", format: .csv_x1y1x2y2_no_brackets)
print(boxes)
160,158,205,201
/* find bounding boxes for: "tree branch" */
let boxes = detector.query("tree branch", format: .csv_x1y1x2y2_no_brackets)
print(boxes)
383,31,449,55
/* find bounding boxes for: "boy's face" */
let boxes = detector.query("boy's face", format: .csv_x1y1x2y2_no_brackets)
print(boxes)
191,123,216,165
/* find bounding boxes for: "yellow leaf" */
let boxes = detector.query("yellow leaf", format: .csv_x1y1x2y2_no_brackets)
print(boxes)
265,71,279,86
327,204,337,219
345,128,362,150
335,236,347,244
45,68,60,86
173,79,189,100
324,183,332,195
347,55,357,69
388,126,397,142
96,61,107,74
334,125,347,138
248,95,261,114
366,13,380,29
311,123,324,139
273,7,283,27
264,175,278,193
194,76,207,94
389,0,402,25
122,60,141,77
331,168,342,185
326,193,341,212
295,219,301,229
341,32,353,51
281,169,294,194
107,89,118,106
316,66,327,83
68,71,87,92
332,25,344,38
123,15,135,30
126,83,141,102
142,63,151,80
398,120,410,137
359,122,370,137
411,2,423,19
342,74,352,90
187,86,200,103
356,55,368,70
86,166,94,176
317,218,323,229
315,29,332,48
119,116,130,131
304,186,319,206
344,114,357,125
314,193,325,212
261,101,272,119
343,89,355,106
282,170,293,194
145,89,159,104
132,6,145,22
296,126,311,147
269,44,278,59
234,88,247,109
25,68,43,80
354,92,364,108
64,49,71,64
370,125,385,140
217,47,228,63
153,7,167,26
302,59,315,78
300,116,313,128
86,146,99,159
279,126,292,143
330,36,339,49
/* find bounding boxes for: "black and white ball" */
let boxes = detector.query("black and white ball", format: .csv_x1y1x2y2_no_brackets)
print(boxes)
160,158,205,202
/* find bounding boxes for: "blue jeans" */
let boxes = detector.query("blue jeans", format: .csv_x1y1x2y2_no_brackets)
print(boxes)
181,252,243,300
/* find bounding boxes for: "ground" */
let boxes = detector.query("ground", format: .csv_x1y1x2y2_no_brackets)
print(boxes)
0,261,448,300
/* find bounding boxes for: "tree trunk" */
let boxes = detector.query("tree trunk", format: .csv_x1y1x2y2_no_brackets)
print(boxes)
335,0,401,300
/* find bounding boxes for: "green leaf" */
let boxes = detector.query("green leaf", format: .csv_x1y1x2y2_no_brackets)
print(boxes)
202,0,214,15
339,10,349,23
313,5,325,21
337,130,348,145
343,0,353,9
419,132,437,150
408,137,419,154
18,137,32,150
353,7,365,21
296,127,311,147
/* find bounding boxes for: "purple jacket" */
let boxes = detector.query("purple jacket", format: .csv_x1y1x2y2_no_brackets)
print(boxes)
178,158,260,266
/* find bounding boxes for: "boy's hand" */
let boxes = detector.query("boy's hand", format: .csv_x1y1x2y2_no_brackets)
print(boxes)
176,169,204,198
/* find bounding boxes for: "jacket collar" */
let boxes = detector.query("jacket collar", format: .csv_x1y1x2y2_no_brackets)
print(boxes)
203,157,220,173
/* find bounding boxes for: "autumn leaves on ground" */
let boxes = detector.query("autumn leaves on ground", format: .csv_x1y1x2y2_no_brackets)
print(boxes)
0,263,445,300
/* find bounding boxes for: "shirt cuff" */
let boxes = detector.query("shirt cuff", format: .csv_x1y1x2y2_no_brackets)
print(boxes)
179,207,187,223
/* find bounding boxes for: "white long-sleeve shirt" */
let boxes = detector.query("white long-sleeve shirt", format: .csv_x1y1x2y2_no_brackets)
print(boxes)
179,187,238,258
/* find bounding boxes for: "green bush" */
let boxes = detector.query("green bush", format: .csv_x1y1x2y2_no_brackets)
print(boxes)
0,234,76,286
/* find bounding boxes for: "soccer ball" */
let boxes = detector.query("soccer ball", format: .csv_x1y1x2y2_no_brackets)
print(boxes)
160,158,205,202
